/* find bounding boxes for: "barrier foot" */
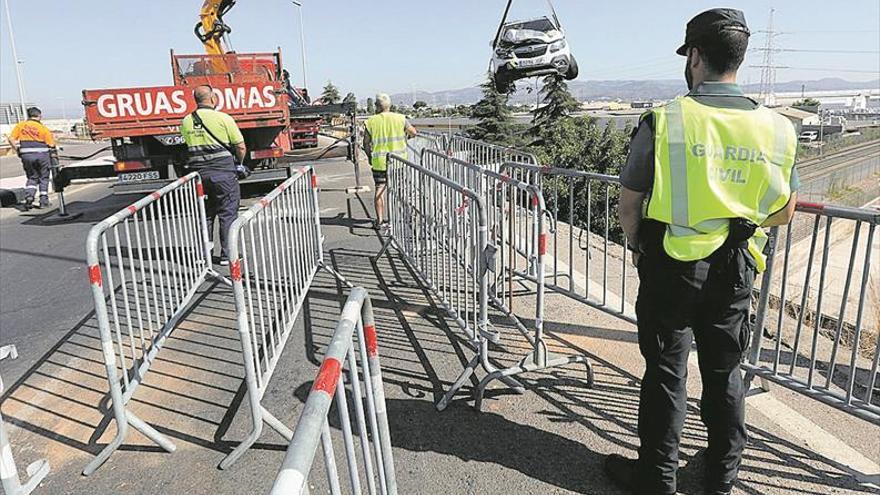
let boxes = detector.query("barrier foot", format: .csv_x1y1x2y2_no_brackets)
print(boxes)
261,407,294,441
320,263,354,290
82,410,175,476
128,411,176,453
208,269,233,288
474,353,592,411
18,459,50,494
436,355,480,412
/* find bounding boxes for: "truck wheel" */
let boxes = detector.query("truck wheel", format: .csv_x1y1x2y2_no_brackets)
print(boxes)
565,55,579,80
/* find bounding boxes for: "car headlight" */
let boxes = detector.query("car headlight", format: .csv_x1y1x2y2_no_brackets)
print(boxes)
549,40,567,52
495,48,512,58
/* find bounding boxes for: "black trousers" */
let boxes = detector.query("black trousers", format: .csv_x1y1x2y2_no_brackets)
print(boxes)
21,152,51,201
635,241,755,494
200,168,241,259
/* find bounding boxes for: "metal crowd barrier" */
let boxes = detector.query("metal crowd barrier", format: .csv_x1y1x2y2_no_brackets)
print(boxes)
84,172,223,475
500,162,635,323
382,152,591,411
445,135,539,171
1,345,49,495
270,288,396,495
221,166,350,469
745,201,880,424
405,132,446,162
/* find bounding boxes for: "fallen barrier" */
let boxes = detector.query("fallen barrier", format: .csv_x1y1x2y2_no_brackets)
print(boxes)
270,287,396,495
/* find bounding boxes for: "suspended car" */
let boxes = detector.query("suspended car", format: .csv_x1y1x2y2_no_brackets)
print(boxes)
490,2,578,93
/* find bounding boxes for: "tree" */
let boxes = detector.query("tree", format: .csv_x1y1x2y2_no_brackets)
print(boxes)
534,116,632,243
794,97,820,107
467,73,523,146
366,97,375,115
530,74,581,144
321,81,341,104
413,100,428,110
342,92,356,104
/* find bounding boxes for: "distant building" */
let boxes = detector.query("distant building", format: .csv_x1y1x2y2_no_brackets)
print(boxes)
774,106,820,134
631,101,654,109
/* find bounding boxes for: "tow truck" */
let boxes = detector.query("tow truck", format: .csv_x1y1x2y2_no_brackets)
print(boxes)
62,0,355,194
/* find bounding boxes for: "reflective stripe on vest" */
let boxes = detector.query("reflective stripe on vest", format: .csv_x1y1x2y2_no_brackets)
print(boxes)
365,112,408,171
646,96,797,271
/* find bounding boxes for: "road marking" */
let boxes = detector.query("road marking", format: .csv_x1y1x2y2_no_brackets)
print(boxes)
747,392,880,488
684,351,880,489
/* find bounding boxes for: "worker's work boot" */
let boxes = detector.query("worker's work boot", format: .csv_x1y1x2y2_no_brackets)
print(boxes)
39,196,50,208
21,197,34,210
605,454,680,495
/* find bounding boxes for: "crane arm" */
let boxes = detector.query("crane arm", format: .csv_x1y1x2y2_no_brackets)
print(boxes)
195,0,236,73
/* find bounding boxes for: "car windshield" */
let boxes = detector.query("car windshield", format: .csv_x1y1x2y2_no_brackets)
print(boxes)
501,17,557,43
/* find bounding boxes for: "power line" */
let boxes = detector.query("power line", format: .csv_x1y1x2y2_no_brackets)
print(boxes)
752,48,880,54
750,65,880,75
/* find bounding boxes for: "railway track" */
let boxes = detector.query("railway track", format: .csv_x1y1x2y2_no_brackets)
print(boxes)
798,139,880,183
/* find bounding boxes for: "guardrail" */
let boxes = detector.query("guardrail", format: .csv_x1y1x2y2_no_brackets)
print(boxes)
499,162,635,323
0,345,50,495
221,166,351,469
446,135,539,171
746,201,880,424
270,288,396,495
84,172,223,475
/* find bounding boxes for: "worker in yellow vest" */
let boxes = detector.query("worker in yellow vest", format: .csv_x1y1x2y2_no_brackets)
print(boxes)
606,9,798,495
364,93,417,230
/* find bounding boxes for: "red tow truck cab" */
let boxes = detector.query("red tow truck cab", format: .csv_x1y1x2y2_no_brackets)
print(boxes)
79,50,295,192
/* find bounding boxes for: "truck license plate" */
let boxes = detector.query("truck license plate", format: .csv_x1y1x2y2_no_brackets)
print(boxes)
118,171,160,183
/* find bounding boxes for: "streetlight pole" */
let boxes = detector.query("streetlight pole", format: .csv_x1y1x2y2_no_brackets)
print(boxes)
291,1,309,92
3,0,28,121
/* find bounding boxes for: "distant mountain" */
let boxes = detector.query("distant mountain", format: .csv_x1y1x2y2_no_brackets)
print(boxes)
386,77,879,107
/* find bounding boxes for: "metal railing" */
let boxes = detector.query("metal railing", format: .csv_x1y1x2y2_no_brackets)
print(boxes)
84,173,223,475
270,288,396,495
221,166,350,469
376,155,506,409
382,152,592,411
499,162,635,323
1,345,50,495
745,202,880,424
445,135,539,171
406,132,445,162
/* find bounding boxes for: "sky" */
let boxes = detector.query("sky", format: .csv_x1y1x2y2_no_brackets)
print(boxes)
1,0,878,117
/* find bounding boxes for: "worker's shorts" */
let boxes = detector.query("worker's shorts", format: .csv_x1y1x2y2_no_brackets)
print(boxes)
372,170,387,186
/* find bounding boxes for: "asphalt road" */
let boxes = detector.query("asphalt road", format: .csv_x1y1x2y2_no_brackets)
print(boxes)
0,152,877,494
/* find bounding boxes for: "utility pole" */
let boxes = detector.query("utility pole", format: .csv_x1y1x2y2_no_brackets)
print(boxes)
756,9,780,107
3,0,28,121
291,1,309,92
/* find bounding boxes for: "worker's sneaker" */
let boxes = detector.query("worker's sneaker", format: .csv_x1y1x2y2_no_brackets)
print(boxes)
39,196,50,208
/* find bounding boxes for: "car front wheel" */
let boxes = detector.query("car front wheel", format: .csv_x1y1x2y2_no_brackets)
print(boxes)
565,55,579,80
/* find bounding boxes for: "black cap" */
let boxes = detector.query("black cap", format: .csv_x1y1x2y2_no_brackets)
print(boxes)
676,8,750,56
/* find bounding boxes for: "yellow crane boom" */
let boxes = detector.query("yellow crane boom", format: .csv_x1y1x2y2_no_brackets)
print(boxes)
194,0,236,73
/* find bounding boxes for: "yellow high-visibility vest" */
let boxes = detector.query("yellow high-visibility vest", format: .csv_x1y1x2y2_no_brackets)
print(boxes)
645,96,797,271
365,112,408,171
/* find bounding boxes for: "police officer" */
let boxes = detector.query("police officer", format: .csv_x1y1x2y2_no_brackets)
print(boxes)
7,107,57,209
363,93,417,229
605,9,799,495
180,85,247,265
